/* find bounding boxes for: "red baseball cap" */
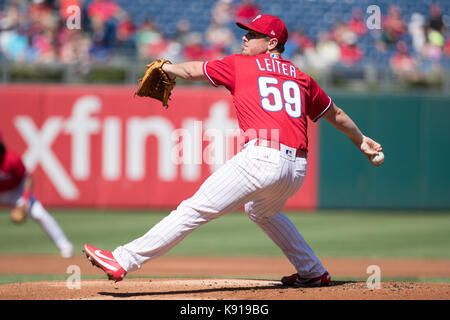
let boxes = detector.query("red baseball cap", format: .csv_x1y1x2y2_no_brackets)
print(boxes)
236,14,288,45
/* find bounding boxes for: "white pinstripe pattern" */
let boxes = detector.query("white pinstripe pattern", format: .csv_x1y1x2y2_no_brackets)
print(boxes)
113,140,325,276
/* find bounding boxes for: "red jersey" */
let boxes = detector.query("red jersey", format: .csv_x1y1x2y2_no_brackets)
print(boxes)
0,150,26,192
203,53,332,151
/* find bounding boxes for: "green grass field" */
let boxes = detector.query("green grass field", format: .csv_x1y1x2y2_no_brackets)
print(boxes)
1,209,450,284
1,209,450,258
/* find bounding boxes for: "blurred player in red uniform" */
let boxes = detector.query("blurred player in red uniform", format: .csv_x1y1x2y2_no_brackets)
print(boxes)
0,135,73,258
84,14,383,286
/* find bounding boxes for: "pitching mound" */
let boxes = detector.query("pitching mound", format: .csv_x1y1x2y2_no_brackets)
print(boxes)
1,278,449,300
0,255,449,300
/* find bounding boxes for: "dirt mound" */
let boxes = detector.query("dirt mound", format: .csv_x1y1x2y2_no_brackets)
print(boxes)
0,255,449,300
0,278,449,300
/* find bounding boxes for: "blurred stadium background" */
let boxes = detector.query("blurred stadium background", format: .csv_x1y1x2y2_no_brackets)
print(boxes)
0,0,449,88
1,0,450,285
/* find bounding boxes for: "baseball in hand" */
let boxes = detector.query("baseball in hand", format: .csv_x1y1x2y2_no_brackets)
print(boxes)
370,152,384,166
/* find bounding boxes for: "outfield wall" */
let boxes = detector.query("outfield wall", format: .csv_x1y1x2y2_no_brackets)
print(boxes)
1,85,449,209
0,85,319,209
320,92,450,209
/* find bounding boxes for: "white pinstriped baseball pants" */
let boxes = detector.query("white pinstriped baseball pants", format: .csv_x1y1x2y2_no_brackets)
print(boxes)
113,139,326,277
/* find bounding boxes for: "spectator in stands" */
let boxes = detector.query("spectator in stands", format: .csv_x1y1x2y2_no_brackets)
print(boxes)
86,0,128,60
338,31,363,67
174,20,194,46
346,8,367,37
28,0,53,22
328,20,362,67
115,13,136,53
87,0,122,23
32,29,58,63
233,0,261,24
294,29,315,50
205,20,235,57
0,2,20,32
283,28,314,59
425,28,445,61
59,0,82,21
390,41,419,81
315,32,341,70
88,15,115,60
54,0,93,70
211,0,233,26
59,29,92,72
287,28,327,71
422,4,446,63
181,31,210,61
164,19,197,62
408,13,426,57
444,38,450,57
135,18,165,60
28,0,60,63
0,3,28,61
427,3,446,33
330,20,357,47
377,5,406,51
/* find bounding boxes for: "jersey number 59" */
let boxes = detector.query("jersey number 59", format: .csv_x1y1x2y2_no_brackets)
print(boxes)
258,76,302,118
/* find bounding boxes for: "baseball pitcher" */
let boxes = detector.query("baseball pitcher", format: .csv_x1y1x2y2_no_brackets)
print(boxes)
84,14,383,286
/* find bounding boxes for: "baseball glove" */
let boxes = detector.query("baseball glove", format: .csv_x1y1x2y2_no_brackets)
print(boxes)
10,203,28,224
135,58,176,109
